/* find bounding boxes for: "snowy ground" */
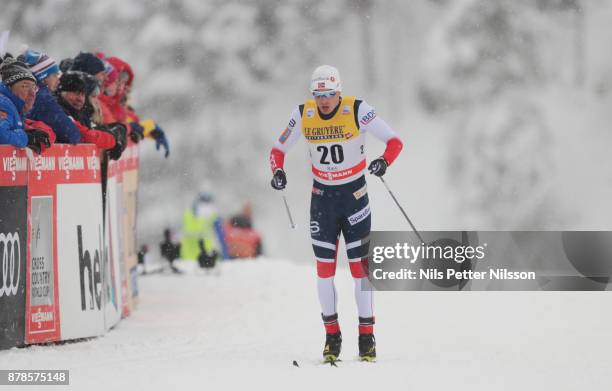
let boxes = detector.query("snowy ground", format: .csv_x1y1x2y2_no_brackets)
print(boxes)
1,259,612,390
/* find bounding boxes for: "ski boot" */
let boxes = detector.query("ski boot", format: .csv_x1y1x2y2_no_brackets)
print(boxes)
323,332,342,363
358,334,376,362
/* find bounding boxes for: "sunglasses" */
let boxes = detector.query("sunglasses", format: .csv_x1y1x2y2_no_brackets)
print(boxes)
312,90,337,98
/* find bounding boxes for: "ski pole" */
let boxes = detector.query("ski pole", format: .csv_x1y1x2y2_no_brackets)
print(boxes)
379,177,425,244
282,194,296,229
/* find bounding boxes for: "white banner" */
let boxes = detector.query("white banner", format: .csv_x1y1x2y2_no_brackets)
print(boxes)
57,184,105,340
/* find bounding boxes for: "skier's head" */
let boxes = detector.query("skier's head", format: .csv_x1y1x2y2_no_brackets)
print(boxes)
310,65,341,115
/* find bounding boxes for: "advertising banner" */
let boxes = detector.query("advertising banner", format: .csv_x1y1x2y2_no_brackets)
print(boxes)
107,158,130,318
0,147,28,350
121,145,139,310
0,143,140,347
26,196,58,342
57,183,106,339
54,145,106,340
0,185,28,349
103,167,122,330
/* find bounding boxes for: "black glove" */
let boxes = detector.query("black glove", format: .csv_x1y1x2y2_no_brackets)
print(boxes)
129,121,145,143
368,158,388,177
160,228,181,263
104,122,128,161
197,239,219,268
271,169,287,190
26,129,51,154
150,125,170,158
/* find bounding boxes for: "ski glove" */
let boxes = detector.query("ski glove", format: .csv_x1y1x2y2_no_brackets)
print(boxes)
150,125,170,158
271,169,287,190
129,121,145,143
103,122,128,161
368,158,388,177
26,129,51,155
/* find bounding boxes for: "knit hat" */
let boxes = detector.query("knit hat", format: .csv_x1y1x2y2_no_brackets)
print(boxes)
17,49,59,83
71,52,105,76
0,57,37,86
58,71,87,94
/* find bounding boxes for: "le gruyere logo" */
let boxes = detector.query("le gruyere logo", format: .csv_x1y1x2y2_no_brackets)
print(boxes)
303,125,345,141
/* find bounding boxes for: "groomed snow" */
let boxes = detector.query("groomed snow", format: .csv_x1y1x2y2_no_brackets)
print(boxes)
1,259,611,390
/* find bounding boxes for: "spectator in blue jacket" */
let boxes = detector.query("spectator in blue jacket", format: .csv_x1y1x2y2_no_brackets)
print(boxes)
0,57,50,151
19,49,81,144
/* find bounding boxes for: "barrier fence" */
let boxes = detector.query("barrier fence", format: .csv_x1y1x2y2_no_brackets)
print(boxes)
0,143,140,350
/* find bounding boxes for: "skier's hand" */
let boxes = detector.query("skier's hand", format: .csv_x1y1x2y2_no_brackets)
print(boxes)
271,169,287,190
368,158,388,177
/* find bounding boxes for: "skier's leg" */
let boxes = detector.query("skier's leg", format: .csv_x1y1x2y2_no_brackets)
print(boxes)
311,183,344,361
311,182,342,333
312,233,340,323
341,184,377,361
341,186,375,334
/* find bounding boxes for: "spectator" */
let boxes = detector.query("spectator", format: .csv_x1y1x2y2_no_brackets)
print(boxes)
19,48,81,144
106,55,169,157
180,192,225,261
102,56,131,123
55,71,118,153
0,57,50,152
69,52,106,126
71,52,106,84
98,60,120,124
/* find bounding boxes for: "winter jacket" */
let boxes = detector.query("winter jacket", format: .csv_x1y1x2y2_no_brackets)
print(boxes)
98,94,119,124
0,82,28,148
27,84,81,144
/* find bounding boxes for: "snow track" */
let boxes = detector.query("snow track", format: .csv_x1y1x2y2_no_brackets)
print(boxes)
1,259,611,390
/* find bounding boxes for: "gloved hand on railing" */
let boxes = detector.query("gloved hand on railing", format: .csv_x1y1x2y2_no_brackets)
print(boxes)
25,119,55,154
101,122,128,161
25,129,51,154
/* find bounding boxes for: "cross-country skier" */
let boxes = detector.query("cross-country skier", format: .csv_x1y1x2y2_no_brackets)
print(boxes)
269,65,403,362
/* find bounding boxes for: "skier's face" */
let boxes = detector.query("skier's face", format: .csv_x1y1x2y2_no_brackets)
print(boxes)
313,91,341,114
